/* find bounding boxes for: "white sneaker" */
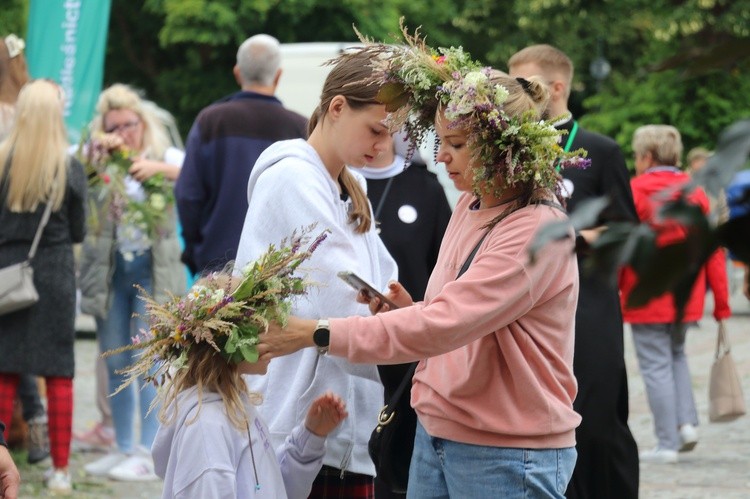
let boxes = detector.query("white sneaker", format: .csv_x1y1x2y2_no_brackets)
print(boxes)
45,468,72,495
84,451,128,476
640,447,678,464
679,424,698,452
107,450,159,482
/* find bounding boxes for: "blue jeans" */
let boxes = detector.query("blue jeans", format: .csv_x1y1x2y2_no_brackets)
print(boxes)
408,421,576,499
96,250,158,453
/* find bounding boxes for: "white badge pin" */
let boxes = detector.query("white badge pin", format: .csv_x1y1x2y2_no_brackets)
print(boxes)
398,205,418,224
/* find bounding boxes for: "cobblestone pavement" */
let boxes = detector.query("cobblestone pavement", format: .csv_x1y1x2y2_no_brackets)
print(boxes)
15,288,749,497
627,290,750,499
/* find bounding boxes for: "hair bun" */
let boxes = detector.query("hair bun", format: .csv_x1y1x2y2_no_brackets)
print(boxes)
520,76,549,106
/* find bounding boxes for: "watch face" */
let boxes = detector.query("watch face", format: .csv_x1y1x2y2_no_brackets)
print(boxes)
313,327,330,347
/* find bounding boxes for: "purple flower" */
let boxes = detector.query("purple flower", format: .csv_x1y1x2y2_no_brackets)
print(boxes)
307,230,329,254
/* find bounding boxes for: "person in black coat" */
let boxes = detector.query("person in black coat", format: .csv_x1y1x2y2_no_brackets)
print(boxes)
359,132,452,498
510,45,640,499
0,80,87,494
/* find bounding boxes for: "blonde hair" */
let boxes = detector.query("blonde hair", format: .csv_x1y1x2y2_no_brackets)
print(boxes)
158,273,262,431
309,48,381,234
508,44,574,98
686,146,711,166
632,125,683,167
0,80,68,212
91,83,171,160
489,70,549,117
159,342,261,431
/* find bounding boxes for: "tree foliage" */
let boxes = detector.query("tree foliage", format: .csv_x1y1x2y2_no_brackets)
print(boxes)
0,0,27,36
25,0,745,156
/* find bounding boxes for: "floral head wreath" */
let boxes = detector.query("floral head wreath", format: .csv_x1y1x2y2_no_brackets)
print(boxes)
103,227,329,394
363,21,590,199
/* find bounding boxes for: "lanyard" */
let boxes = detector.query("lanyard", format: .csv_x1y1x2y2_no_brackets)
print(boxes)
563,120,578,153
556,120,578,172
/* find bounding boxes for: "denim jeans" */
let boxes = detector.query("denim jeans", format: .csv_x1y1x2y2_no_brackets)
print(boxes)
407,421,576,499
96,250,158,453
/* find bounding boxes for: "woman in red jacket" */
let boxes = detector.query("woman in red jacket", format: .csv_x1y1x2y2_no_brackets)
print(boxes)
620,124,731,464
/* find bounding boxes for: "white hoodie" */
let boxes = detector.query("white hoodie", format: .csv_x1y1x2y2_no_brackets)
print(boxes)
235,139,397,476
151,387,326,499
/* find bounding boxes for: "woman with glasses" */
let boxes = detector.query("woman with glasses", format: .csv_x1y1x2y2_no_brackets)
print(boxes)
79,84,186,482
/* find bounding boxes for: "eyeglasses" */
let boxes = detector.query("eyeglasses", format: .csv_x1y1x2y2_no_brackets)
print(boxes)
105,120,141,134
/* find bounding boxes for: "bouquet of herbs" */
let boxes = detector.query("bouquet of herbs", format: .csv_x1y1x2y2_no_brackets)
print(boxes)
79,132,174,241
104,227,329,394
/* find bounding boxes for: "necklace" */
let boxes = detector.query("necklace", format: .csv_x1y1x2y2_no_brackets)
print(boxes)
373,177,395,234
246,421,261,492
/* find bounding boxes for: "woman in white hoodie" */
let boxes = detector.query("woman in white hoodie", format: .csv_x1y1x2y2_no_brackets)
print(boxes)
234,48,398,497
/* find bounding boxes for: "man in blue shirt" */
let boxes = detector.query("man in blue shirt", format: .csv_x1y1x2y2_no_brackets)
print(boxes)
176,34,308,275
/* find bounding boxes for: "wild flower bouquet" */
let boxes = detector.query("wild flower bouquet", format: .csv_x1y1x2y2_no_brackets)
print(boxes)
103,227,329,394
79,132,174,241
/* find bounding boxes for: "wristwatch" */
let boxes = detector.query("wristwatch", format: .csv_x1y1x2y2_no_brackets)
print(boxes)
313,319,330,355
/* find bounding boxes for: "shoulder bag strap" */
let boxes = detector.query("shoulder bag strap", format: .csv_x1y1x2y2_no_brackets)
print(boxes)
382,362,419,413
28,199,54,261
1,155,56,261
457,228,491,279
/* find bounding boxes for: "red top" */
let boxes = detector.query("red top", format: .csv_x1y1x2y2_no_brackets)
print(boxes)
619,168,731,323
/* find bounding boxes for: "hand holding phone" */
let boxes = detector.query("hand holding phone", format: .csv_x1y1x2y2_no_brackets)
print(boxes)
337,271,399,310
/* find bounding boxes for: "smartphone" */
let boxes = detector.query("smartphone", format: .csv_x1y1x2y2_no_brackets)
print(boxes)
337,271,399,310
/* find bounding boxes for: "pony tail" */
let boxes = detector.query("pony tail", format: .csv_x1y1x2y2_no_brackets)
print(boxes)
339,168,371,234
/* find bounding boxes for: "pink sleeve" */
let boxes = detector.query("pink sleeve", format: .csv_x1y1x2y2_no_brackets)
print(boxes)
329,222,576,364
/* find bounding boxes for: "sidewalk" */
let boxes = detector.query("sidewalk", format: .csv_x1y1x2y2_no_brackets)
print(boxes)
628,290,750,498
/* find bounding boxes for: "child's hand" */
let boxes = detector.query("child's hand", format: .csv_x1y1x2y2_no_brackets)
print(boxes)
305,391,348,437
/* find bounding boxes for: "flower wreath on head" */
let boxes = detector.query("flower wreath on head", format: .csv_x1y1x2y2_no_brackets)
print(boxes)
102,227,330,395
362,20,590,200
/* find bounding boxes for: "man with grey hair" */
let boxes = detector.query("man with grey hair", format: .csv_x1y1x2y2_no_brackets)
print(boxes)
176,34,307,275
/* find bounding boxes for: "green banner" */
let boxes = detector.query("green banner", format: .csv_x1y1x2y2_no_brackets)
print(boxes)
26,0,111,143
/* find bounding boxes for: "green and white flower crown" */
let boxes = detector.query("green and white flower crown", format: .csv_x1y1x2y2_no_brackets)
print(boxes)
363,22,589,198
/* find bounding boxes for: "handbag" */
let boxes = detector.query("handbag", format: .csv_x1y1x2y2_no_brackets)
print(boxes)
0,166,53,316
368,229,491,493
708,321,746,422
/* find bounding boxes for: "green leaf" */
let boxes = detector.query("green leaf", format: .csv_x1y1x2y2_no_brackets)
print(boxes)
529,196,609,263
239,344,259,363
583,222,640,287
717,213,750,264
626,242,690,309
692,120,750,199
377,82,410,112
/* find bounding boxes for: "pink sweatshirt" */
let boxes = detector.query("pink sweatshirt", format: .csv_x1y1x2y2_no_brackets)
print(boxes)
330,193,581,449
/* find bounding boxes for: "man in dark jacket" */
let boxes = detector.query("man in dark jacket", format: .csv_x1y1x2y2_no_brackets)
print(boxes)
176,34,308,275
509,44,640,499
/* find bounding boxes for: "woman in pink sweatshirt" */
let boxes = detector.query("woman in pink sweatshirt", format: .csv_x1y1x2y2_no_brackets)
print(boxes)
258,40,583,498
